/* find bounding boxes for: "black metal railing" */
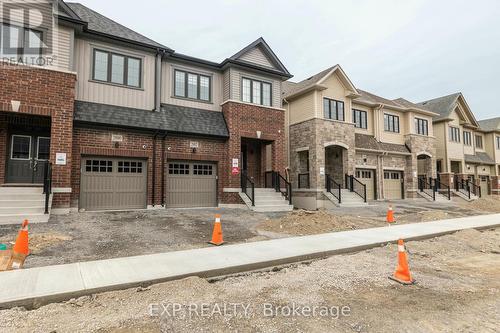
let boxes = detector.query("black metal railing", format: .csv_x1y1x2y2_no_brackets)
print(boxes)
345,174,367,202
298,173,310,189
434,178,451,200
43,162,53,214
241,171,255,206
419,177,435,201
274,172,292,205
454,176,471,200
326,174,341,204
469,181,482,198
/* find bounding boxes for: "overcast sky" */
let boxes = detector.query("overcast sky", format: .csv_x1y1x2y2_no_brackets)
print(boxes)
77,0,500,120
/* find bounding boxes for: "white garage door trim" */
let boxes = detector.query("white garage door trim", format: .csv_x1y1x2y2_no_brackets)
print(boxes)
383,170,404,200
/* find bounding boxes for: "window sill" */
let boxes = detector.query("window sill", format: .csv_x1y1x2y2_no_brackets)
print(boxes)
89,79,144,91
383,130,401,134
242,100,272,108
171,95,213,105
322,118,354,126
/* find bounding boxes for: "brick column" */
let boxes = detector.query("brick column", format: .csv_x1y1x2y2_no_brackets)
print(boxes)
0,117,7,184
491,176,500,195
439,173,454,188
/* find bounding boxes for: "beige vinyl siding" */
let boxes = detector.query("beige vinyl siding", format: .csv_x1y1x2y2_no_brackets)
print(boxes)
433,122,447,168
230,68,282,108
317,72,351,121
53,25,73,71
288,91,316,125
237,46,276,69
379,108,406,145
161,62,223,112
446,110,465,160
352,103,374,136
223,68,231,102
74,38,155,110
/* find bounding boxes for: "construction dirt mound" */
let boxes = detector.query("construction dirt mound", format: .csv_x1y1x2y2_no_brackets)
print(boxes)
459,195,500,213
256,210,375,236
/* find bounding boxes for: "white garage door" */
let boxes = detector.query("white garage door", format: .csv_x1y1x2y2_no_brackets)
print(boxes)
355,169,375,200
166,161,217,208
384,171,403,200
80,157,147,211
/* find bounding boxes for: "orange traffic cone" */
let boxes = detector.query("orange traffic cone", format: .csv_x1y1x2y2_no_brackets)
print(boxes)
389,239,415,285
209,214,224,246
386,205,396,224
13,220,29,256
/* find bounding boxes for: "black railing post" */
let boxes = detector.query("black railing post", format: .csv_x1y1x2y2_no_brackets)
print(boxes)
364,186,367,203
251,182,255,206
288,182,292,205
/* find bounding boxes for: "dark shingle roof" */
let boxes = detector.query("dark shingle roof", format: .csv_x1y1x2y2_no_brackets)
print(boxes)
74,101,229,138
416,93,461,120
464,152,496,165
66,3,170,51
478,117,500,132
355,134,410,154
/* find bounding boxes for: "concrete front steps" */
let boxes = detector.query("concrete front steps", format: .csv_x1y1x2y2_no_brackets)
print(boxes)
325,189,368,207
452,190,479,202
239,188,294,212
0,187,51,225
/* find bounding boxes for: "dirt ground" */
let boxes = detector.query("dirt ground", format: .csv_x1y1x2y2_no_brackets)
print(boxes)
257,196,500,236
0,197,498,268
0,227,498,332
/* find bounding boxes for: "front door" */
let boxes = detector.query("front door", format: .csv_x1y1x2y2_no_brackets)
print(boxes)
6,134,51,184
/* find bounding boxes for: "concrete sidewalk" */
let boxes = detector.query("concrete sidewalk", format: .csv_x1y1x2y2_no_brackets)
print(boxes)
1,214,499,309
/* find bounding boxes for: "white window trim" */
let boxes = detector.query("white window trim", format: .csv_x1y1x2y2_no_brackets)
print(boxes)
10,135,32,160
36,137,51,161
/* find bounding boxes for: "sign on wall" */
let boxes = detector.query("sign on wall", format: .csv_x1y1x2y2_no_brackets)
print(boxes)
232,159,239,168
320,167,325,176
55,153,67,165
190,141,199,149
111,134,124,142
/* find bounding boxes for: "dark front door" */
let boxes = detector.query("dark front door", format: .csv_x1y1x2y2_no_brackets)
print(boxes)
6,134,51,184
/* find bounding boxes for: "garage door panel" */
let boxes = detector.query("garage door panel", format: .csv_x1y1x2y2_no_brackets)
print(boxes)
166,161,217,208
384,171,403,200
80,157,147,211
356,169,375,201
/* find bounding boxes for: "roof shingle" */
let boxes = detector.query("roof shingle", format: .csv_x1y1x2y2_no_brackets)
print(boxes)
464,152,496,165
66,2,170,50
74,101,229,138
355,134,410,154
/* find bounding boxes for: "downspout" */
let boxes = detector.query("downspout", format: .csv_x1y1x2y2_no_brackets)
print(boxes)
283,97,290,175
152,132,159,207
154,50,163,112
161,132,167,207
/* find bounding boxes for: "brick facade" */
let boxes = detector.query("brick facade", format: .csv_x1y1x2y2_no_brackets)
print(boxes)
0,63,76,209
71,126,227,209
222,101,286,203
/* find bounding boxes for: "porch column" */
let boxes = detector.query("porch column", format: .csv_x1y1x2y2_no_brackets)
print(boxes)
49,108,74,211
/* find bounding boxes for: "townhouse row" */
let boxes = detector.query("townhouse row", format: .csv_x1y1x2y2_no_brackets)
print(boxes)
0,1,498,219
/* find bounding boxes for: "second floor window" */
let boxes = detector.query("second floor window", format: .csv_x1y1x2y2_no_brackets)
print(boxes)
475,135,483,149
323,98,344,121
174,70,211,102
449,126,460,143
415,118,428,136
242,78,271,106
1,24,42,58
463,131,472,145
93,49,142,88
352,109,367,129
384,114,400,133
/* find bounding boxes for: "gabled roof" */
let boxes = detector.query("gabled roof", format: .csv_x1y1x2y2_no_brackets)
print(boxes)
74,101,229,138
65,2,172,51
478,117,500,132
283,65,359,99
417,93,479,127
225,37,291,78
